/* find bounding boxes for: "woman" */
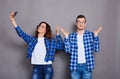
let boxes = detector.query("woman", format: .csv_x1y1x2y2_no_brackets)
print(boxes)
9,11,63,79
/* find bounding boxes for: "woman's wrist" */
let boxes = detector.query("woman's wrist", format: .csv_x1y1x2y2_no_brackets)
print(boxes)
10,19,14,23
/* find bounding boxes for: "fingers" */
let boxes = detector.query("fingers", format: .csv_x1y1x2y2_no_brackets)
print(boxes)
10,11,17,18
56,26,60,32
10,11,15,21
60,27,64,33
55,26,69,37
10,11,15,17
97,26,103,33
60,27,66,35
94,26,103,36
56,26,60,35
60,27,69,37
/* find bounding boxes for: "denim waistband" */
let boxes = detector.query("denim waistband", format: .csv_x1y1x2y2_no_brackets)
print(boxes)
33,64,52,66
78,63,86,66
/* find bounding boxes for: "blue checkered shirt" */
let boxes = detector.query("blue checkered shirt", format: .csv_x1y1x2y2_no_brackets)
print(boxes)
15,26,63,62
64,30,100,71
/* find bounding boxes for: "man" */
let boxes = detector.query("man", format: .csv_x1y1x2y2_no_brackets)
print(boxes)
61,15,102,79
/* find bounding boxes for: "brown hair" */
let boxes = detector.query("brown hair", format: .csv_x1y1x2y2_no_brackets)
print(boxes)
76,15,86,23
35,21,53,39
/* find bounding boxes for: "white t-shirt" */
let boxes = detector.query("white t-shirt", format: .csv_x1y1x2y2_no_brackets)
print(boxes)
31,37,52,65
77,34,86,63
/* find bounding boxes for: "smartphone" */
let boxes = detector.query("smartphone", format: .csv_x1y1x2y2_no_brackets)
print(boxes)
14,11,18,16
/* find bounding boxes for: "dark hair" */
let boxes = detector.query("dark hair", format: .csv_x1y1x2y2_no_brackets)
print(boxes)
76,15,86,23
35,21,53,39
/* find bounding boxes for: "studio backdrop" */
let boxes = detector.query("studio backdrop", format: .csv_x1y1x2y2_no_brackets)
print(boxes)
0,0,120,79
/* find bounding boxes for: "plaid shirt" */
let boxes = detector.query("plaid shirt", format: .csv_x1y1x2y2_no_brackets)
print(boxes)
64,30,100,71
15,26,63,62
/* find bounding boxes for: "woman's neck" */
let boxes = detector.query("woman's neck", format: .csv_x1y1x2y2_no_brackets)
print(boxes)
37,33,44,38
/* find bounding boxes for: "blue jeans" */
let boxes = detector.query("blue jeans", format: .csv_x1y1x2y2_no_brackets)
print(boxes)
71,64,92,79
32,64,53,79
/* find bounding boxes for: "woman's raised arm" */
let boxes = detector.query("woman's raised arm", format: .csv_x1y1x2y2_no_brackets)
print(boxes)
9,11,18,28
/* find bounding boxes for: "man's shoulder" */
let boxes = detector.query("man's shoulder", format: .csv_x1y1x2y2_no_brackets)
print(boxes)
85,30,93,34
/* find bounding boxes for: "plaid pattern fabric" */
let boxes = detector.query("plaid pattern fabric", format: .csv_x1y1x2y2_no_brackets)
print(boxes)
15,26,63,62
64,30,100,71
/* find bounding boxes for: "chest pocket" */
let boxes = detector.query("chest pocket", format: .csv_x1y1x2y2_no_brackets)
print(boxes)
70,37,77,44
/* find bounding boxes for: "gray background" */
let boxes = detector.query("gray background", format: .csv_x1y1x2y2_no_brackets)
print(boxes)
0,0,120,79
